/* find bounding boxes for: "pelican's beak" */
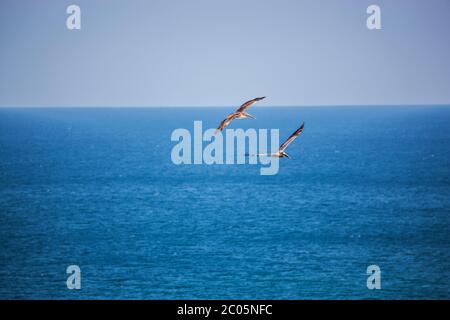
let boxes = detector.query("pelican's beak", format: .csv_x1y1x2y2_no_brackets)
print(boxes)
247,114,256,119
284,153,290,159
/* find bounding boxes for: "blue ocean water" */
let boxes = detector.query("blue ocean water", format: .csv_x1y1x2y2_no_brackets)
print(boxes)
0,106,449,299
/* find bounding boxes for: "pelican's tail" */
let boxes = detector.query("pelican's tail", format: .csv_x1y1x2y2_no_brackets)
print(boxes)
245,153,265,157
246,153,271,157
244,112,256,119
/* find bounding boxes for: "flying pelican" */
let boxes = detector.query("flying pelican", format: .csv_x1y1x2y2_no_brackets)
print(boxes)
215,96,265,133
252,122,305,158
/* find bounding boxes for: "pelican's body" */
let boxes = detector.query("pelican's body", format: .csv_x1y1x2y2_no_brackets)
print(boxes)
215,97,265,133
235,112,254,120
257,151,291,158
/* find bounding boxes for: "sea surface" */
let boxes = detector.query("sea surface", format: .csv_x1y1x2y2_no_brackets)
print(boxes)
0,106,449,299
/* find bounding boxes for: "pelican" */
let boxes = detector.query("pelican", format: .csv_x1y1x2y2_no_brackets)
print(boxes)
215,97,265,133
254,122,305,158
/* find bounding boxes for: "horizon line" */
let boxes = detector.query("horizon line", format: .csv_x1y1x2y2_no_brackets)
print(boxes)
1,103,450,108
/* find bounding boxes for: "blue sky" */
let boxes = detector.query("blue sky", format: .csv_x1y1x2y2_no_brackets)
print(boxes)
0,0,449,107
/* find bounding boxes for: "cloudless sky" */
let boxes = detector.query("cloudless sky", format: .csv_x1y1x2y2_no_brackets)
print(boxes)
0,0,449,107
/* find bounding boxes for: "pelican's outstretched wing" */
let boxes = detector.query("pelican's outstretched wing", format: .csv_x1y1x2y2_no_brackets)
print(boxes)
216,113,238,132
236,96,266,113
279,122,305,151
